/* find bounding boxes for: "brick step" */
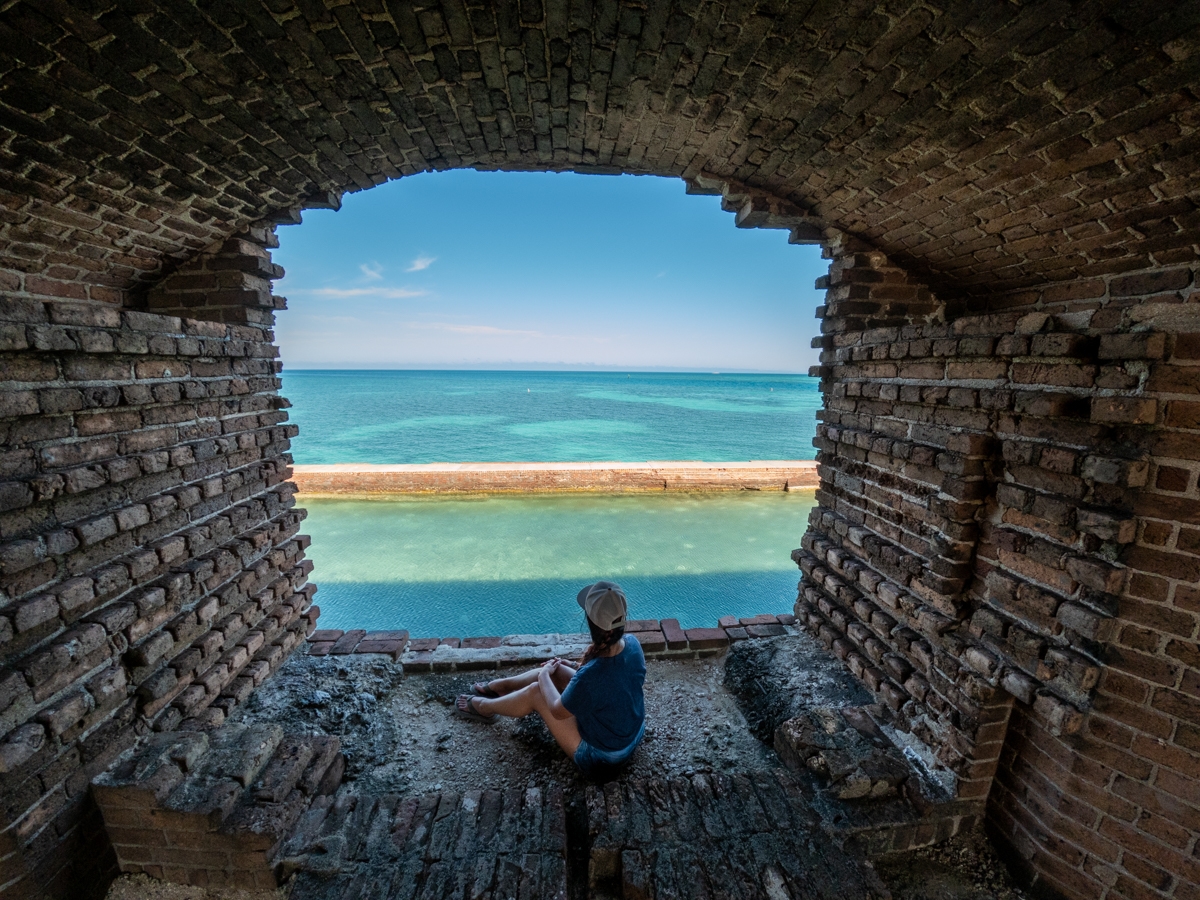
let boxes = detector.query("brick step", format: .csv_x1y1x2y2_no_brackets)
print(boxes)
277,786,568,899
775,705,980,857
272,771,886,899
92,724,344,890
587,770,886,899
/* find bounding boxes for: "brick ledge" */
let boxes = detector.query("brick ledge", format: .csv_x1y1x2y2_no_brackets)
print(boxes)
305,613,797,669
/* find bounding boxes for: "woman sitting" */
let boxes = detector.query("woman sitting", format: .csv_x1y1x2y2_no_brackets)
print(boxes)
455,581,646,780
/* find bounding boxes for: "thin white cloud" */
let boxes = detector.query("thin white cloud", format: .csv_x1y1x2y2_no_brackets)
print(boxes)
407,321,543,337
307,287,428,299
360,262,383,280
404,321,603,342
406,255,436,272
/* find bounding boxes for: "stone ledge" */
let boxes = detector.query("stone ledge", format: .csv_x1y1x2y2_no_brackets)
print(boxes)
291,460,819,494
305,614,798,669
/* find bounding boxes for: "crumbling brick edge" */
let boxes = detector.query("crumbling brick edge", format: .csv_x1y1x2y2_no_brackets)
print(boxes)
305,612,796,668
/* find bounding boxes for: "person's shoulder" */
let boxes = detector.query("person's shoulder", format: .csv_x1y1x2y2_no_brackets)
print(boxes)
624,634,645,659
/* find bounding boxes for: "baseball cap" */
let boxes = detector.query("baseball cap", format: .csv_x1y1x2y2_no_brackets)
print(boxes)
576,581,628,631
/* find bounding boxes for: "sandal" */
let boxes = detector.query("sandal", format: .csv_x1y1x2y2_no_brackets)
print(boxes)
472,681,500,698
454,694,496,724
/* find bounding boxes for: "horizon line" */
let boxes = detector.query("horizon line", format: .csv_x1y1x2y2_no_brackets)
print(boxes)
282,365,813,375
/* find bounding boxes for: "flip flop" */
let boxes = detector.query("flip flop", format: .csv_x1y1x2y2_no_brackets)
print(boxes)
454,694,496,724
472,681,500,698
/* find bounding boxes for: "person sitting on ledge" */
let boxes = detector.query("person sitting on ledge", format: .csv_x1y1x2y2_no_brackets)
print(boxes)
455,580,647,781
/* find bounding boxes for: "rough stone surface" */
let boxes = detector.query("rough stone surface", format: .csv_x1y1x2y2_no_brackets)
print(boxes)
229,649,778,794
585,770,888,900
724,633,874,744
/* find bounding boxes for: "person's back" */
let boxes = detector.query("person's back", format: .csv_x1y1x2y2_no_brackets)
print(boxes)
562,634,646,754
453,580,646,781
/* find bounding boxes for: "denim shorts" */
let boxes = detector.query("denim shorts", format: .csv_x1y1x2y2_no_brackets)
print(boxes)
574,721,646,781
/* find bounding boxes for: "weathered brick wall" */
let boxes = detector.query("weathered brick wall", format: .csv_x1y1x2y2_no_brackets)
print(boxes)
3,1,1199,306
980,273,1200,900
0,232,316,898
798,239,1200,899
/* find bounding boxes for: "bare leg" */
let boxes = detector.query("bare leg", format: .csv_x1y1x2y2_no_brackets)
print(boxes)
468,683,582,758
482,664,573,697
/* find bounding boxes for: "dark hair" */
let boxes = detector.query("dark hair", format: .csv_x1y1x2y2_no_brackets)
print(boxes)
580,615,624,665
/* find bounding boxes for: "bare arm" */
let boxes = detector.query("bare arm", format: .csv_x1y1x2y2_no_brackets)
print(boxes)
538,661,574,720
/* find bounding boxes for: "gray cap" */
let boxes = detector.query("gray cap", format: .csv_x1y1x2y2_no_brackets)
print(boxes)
576,581,627,631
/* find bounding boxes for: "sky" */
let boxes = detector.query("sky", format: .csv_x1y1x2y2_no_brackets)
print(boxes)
271,170,826,372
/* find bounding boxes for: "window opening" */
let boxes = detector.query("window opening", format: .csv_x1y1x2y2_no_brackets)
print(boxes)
272,171,827,637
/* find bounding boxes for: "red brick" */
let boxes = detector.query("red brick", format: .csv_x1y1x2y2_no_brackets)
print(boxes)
659,619,687,650
328,630,365,654
1110,268,1192,297
1091,396,1158,425
634,631,666,653
738,614,780,626
1172,334,1200,360
1166,400,1200,429
353,640,405,661
625,619,661,632
683,628,729,650
308,630,343,643
746,623,787,637
461,637,499,649
1098,333,1166,360
363,630,409,643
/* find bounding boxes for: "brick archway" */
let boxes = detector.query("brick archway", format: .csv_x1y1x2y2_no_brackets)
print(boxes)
2,4,1199,899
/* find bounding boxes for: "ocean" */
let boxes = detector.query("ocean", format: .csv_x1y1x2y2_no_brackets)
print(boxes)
280,370,820,464
302,492,815,636
282,370,821,634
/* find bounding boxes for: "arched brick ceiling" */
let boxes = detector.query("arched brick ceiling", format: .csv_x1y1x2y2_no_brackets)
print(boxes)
2,0,1198,304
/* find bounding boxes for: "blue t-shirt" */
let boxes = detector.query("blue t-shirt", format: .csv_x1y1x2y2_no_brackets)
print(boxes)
561,635,646,753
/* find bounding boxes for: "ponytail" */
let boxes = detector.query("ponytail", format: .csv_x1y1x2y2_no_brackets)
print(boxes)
580,616,624,665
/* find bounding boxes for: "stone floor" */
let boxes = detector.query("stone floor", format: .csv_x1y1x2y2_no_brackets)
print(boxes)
102,633,1029,899
227,630,869,797
213,633,896,898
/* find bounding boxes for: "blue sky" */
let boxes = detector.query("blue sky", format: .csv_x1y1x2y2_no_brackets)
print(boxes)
272,171,826,372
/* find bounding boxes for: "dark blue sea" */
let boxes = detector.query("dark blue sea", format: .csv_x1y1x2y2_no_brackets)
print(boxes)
281,370,820,463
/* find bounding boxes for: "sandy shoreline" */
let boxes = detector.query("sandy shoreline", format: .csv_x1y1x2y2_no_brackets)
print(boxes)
291,460,819,494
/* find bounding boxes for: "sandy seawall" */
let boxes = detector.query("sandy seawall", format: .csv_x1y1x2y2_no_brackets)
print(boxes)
291,460,819,494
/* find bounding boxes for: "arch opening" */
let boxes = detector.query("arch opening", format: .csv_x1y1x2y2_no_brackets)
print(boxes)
268,168,830,638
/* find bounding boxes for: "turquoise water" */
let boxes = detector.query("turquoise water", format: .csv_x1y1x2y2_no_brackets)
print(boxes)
303,492,814,636
282,370,820,464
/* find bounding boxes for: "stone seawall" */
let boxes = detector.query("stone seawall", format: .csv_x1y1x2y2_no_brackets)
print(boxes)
290,461,820,494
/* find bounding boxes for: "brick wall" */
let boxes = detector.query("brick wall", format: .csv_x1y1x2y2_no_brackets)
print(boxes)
798,236,1200,899
2,4,1200,898
0,229,316,898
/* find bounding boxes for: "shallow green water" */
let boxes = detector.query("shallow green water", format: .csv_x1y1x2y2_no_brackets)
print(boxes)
302,491,815,636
